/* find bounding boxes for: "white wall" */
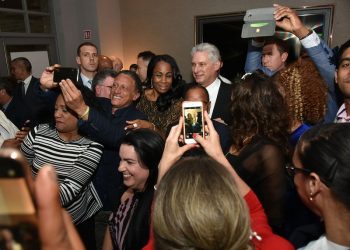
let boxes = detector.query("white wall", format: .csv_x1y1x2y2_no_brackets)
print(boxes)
52,0,100,67
96,0,124,61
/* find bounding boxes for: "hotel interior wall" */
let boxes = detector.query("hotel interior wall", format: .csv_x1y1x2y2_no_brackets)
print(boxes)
52,0,350,82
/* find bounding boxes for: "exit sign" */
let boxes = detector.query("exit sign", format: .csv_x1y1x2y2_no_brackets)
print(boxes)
83,30,92,40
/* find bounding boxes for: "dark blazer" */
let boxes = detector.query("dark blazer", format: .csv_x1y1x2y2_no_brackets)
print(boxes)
4,95,32,129
211,80,233,125
78,100,148,211
14,76,58,127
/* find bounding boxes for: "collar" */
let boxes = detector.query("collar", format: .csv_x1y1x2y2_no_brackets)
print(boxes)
206,77,220,91
111,104,136,116
335,103,350,123
80,73,93,89
2,97,12,111
23,75,32,86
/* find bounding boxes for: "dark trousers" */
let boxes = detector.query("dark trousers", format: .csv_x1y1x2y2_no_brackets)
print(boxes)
76,216,96,250
94,210,112,250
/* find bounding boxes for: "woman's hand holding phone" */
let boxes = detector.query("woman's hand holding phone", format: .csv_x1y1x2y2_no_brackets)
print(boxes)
157,116,196,185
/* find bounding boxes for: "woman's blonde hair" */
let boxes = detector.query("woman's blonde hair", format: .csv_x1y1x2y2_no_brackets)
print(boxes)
154,156,252,250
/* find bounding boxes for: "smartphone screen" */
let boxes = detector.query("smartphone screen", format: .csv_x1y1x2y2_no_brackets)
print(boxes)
183,102,204,144
0,156,40,249
53,67,79,84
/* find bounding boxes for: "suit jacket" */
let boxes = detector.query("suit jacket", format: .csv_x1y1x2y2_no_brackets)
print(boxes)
211,80,233,125
0,110,19,146
14,76,58,127
4,95,32,129
78,100,148,210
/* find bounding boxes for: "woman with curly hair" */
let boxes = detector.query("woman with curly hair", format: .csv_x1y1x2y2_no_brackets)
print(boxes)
274,55,328,146
226,71,290,234
125,55,185,137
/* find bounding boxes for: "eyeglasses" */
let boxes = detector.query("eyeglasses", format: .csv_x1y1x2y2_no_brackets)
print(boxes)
101,85,112,89
286,163,332,187
285,163,312,177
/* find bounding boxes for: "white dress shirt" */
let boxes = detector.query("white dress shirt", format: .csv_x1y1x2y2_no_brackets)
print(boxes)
80,73,93,89
22,75,33,94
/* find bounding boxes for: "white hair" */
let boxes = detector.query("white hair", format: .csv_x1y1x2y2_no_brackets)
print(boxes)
191,43,221,63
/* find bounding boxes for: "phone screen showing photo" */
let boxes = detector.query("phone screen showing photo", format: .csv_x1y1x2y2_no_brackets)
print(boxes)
184,106,204,139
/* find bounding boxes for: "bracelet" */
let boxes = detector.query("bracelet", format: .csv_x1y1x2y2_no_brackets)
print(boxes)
151,123,156,131
79,106,90,120
154,185,157,191
300,29,313,40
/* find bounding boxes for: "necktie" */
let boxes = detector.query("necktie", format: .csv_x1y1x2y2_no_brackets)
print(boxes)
21,82,26,97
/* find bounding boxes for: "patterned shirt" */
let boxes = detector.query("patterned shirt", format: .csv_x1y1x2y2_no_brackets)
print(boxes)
109,194,138,250
335,104,350,123
136,94,182,135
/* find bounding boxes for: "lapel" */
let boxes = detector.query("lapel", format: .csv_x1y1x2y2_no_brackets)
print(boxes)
211,80,233,124
25,76,37,98
212,80,224,118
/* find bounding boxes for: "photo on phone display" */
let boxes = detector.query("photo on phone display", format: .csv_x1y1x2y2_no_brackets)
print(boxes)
0,150,41,249
182,101,204,144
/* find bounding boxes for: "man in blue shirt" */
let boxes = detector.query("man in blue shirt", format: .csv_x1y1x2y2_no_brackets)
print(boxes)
245,4,338,123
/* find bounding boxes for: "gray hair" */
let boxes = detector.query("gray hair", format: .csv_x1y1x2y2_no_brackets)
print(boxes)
191,43,221,63
92,69,117,93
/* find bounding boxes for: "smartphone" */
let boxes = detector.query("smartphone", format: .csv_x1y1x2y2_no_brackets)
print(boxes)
21,120,31,129
53,67,79,84
182,101,204,144
0,149,41,249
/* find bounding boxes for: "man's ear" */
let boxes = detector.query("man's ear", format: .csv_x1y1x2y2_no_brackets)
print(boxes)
95,85,101,95
281,52,288,63
214,60,221,71
335,70,338,84
132,92,140,101
76,56,81,65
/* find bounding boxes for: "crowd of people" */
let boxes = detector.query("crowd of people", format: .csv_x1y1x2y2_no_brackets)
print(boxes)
1,4,350,250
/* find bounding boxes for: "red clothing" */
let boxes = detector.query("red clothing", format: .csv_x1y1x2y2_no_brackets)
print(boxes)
246,190,294,250
142,190,294,250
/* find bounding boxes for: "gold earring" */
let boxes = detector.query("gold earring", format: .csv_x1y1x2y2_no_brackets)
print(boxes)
309,192,313,201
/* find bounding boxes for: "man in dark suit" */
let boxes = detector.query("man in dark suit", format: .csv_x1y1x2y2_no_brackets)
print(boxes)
10,57,57,127
191,42,232,125
0,77,31,129
76,42,99,90
40,68,147,249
